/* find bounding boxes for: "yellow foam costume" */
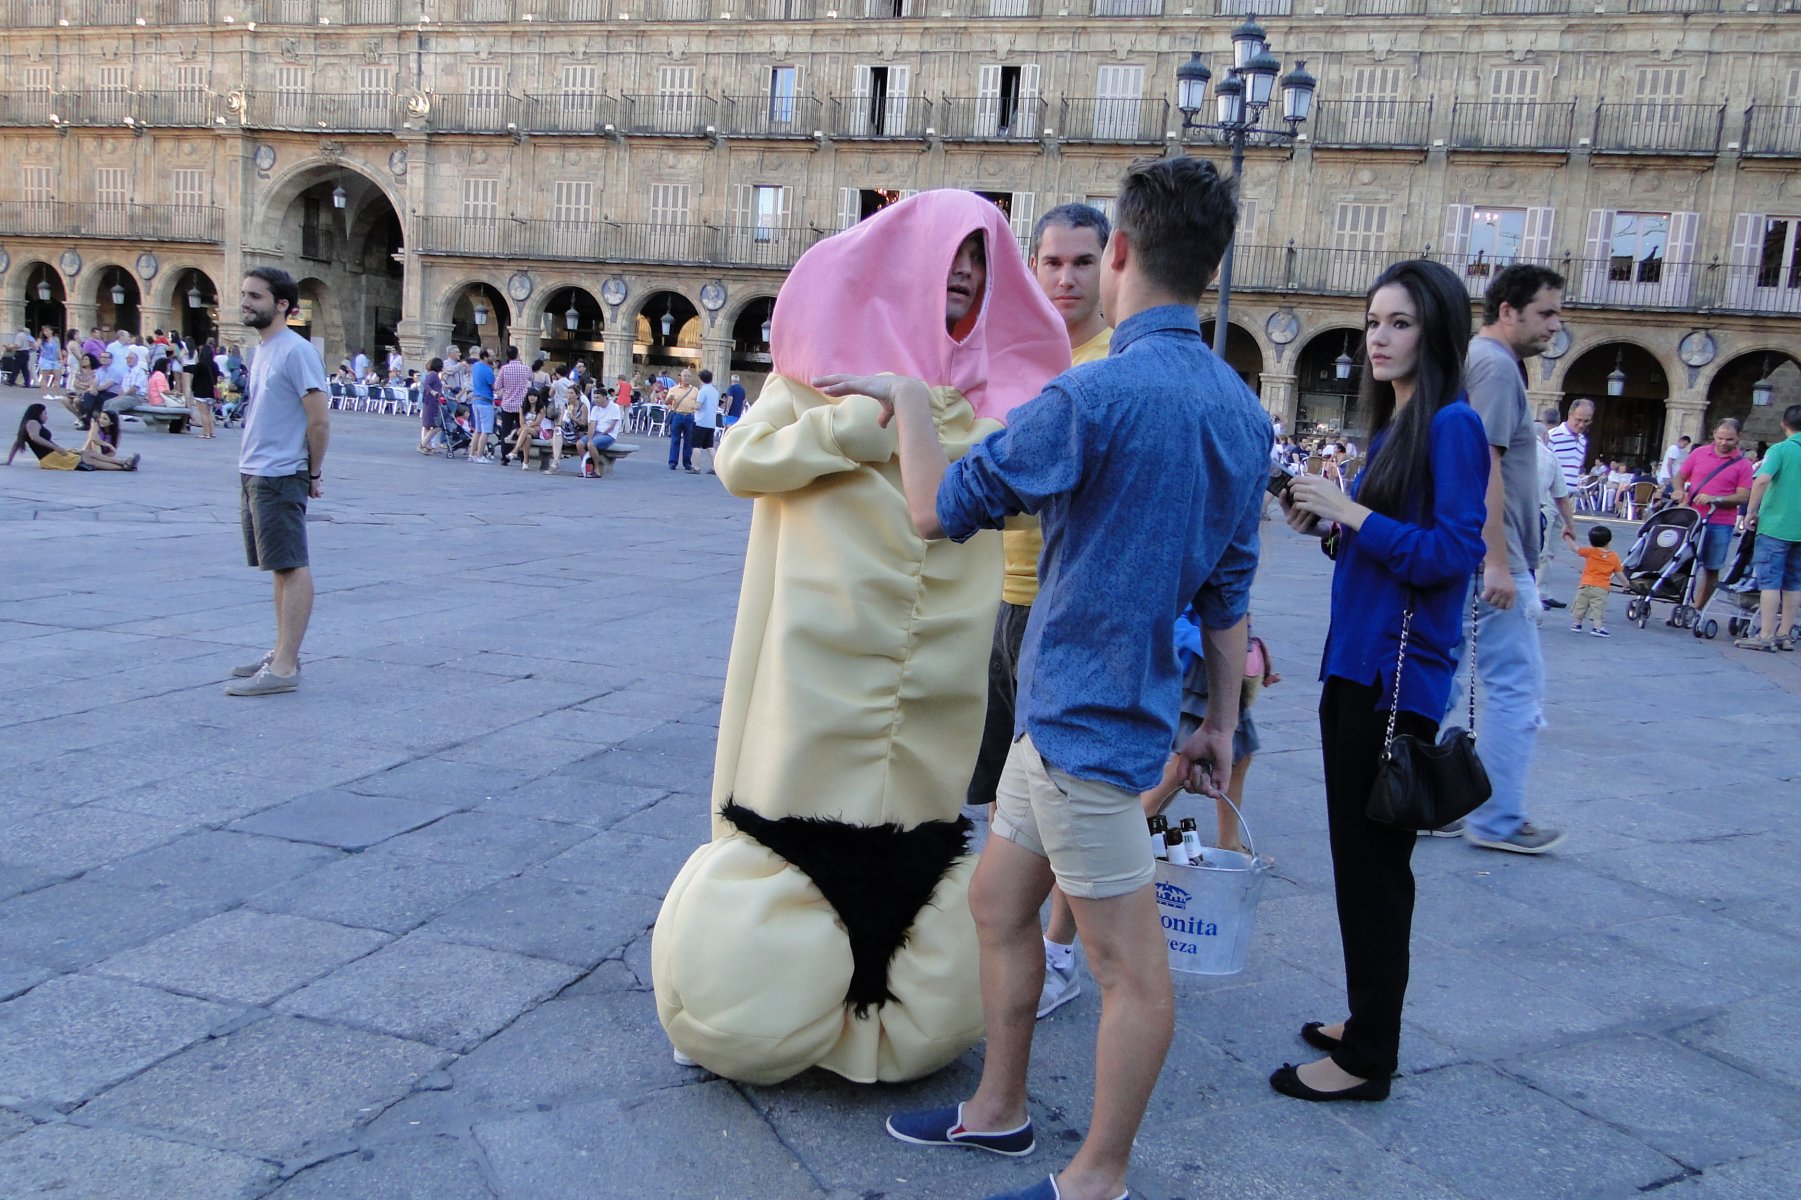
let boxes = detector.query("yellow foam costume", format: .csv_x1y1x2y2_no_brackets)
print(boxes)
651,191,1071,1084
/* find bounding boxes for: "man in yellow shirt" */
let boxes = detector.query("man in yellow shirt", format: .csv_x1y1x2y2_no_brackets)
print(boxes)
964,203,1113,1019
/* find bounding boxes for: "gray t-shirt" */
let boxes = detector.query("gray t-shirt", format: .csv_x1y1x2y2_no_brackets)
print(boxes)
239,329,327,477
1463,334,1538,574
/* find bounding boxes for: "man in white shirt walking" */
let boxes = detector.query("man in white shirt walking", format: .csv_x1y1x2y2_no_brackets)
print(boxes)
692,368,722,475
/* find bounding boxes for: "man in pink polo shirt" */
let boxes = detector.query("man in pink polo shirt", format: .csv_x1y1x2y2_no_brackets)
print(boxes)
1676,417,1755,614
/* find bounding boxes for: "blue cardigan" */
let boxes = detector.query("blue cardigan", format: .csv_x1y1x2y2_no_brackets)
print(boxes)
1319,399,1489,719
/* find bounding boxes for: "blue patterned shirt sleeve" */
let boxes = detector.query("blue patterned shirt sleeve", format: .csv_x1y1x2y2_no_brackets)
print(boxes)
937,383,1084,539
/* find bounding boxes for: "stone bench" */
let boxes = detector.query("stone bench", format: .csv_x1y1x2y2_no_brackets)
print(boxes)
529,438,640,477
134,405,190,434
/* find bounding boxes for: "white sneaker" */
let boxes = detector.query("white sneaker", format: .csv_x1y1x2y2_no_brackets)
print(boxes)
1036,953,1081,1019
672,1047,699,1067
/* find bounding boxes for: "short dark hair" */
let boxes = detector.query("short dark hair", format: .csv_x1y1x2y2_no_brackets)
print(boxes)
1030,203,1111,260
1784,404,1801,432
244,265,300,316
1589,525,1612,547
505,345,519,361
1716,417,1742,435
1679,435,1691,444
698,368,713,384
1113,157,1237,303
427,356,443,372
1481,263,1566,325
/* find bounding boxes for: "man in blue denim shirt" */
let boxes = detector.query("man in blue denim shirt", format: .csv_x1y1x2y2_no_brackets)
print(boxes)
817,159,1269,1200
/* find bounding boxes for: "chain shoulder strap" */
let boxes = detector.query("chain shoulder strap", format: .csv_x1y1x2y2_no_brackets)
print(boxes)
1383,582,1482,755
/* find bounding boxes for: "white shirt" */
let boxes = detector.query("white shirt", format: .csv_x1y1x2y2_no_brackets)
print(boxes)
1548,422,1588,490
107,338,132,366
1658,442,1688,483
695,383,721,429
121,362,148,394
593,401,623,439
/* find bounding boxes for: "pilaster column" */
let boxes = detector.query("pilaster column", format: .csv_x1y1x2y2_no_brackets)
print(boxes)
0,295,24,335
603,330,635,387
1526,387,1565,424
1664,394,1708,449
67,301,97,339
700,334,733,387
512,329,542,364
1259,371,1297,430
139,304,173,340
415,321,452,363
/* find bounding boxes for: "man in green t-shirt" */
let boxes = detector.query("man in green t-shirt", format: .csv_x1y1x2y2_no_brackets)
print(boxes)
1738,403,1801,652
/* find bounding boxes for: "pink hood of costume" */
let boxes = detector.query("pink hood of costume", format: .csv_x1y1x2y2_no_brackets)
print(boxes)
768,189,1071,423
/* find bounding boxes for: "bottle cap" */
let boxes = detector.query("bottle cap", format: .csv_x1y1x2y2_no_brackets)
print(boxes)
1164,830,1185,847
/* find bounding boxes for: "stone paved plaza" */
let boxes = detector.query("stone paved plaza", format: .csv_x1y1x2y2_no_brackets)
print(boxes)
1,396,1797,1200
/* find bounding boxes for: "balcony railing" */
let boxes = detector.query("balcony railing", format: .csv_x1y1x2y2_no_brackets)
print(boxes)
1592,102,1723,155
1448,100,1578,152
545,0,611,17
1743,106,1801,158
719,94,824,138
47,90,216,128
1090,0,1163,14
934,96,1046,141
243,91,397,132
1308,100,1433,149
6,0,62,26
521,92,619,135
343,0,408,20
619,94,717,137
1478,0,1569,11
0,91,54,126
0,201,224,243
1057,97,1169,144
428,93,530,134
416,215,828,268
1225,244,1402,298
1211,0,1292,13
1346,0,1428,13
1625,0,1722,12
635,0,710,17
828,96,931,139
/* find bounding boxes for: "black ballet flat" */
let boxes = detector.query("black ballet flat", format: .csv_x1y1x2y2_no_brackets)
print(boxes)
1300,1022,1342,1053
1269,1063,1391,1103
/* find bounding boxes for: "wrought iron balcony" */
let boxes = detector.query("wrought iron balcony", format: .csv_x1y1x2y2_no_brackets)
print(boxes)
242,92,397,132
1743,107,1801,158
0,92,54,127
719,94,824,138
1625,0,1722,12
828,96,932,140
933,96,1046,142
1448,100,1578,152
6,0,62,26
619,94,717,137
0,200,224,243
46,90,216,128
1210,0,1291,13
633,0,709,17
1346,0,1428,13
342,0,410,20
427,93,531,134
1592,103,1723,156
415,215,828,268
521,92,619,135
1056,97,1169,144
1478,0,1569,11
1225,244,1399,299
1307,100,1433,150
544,0,610,17
1089,0,1164,14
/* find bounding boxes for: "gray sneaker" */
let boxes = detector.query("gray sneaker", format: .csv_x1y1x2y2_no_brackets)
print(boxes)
223,665,299,696
1420,818,1466,838
1466,822,1566,855
232,653,300,679
1036,953,1081,1019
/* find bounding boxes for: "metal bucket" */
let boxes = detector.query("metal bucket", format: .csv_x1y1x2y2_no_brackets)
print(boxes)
1153,796,1272,976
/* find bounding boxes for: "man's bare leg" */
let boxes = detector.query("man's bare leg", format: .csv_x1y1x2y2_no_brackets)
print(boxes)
1045,888,1077,946
1053,884,1174,1200
271,566,313,676
961,835,1058,1133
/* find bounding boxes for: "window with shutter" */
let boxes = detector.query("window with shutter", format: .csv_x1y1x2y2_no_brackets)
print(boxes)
552,181,593,225
658,65,697,128
1749,217,1801,313
358,65,389,115
1630,66,1687,144
22,165,52,205
276,65,307,113
462,178,500,223
1094,65,1144,140
1085,195,1115,221
95,167,128,208
1009,192,1036,257
769,66,797,127
1488,67,1543,141
24,65,51,93
561,64,597,124
1349,65,1405,122
174,65,207,99
887,66,910,133
1237,200,1257,243
469,65,504,114
98,65,128,96
1607,211,1669,285
1332,203,1390,253
648,183,692,259
171,168,206,209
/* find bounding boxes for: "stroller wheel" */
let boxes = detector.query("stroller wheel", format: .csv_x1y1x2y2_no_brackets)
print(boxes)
1729,617,1749,638
1704,619,1719,640
1692,620,1705,639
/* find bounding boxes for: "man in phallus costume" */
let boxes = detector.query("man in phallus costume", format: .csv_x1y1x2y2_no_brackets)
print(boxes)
650,191,1071,1086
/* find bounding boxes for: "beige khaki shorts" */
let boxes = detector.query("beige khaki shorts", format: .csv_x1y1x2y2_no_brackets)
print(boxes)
991,733,1155,900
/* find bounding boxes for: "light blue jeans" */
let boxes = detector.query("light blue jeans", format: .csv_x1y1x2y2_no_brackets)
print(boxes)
1442,569,1545,840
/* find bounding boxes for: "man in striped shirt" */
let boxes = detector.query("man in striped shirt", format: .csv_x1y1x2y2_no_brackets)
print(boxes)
1543,398,1593,609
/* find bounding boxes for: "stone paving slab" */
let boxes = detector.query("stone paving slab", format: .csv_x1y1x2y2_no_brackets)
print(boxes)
261,1134,496,1200
416,873,662,969
230,790,459,851
0,881,224,972
371,811,594,873
248,850,517,936
0,1123,278,1200
92,909,390,1007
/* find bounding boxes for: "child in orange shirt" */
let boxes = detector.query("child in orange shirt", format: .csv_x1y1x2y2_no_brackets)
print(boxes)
1571,525,1629,637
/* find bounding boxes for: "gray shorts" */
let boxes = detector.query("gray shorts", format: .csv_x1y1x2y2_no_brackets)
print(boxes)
240,472,310,571
991,734,1156,901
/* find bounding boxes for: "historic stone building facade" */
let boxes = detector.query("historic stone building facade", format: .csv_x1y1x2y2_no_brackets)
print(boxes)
3,0,1799,462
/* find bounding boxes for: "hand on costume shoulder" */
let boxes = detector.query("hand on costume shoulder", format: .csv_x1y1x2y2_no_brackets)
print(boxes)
813,374,930,429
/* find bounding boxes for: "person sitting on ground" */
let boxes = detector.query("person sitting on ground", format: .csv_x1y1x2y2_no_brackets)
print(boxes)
1569,525,1628,637
6,403,136,470
83,409,125,461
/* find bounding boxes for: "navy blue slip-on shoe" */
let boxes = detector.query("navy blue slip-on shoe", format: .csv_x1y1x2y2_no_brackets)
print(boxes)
884,1102,1035,1157
983,1177,1129,1200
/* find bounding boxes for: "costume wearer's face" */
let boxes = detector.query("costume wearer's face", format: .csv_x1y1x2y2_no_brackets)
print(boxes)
945,233,987,330
1031,224,1105,334
1364,283,1420,388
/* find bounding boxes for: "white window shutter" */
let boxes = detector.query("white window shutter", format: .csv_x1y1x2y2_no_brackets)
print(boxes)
732,183,753,229
1020,64,1040,101
1009,192,1036,257
839,186,860,230
1662,211,1700,308
1583,209,1612,303
890,66,910,131
1442,204,1473,265
1727,212,1766,309
1523,207,1555,262
777,186,791,224
899,189,919,200
977,64,1001,135
850,65,871,136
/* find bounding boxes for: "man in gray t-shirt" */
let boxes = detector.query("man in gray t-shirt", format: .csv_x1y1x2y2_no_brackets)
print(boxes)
1442,263,1572,856
226,268,330,698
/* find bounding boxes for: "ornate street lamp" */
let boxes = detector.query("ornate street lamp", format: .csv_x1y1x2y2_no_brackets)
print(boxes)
1176,26,1317,356
473,299,489,327
110,282,126,305
331,184,348,209
1751,356,1774,407
660,299,674,340
187,284,204,308
564,301,580,331
1334,335,1355,381
1606,350,1626,398
36,280,52,301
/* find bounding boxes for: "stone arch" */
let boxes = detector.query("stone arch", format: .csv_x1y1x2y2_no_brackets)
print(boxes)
721,287,781,334
1292,324,1367,440
249,156,407,251
434,276,516,331
17,259,68,337
158,267,223,346
1199,317,1267,391
522,278,607,331
78,258,137,310
148,263,220,316
619,277,703,330
84,261,142,333
1560,340,1670,473
1704,350,1801,449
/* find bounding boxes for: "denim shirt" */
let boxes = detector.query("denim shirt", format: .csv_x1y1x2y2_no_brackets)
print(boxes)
936,305,1271,792
1320,400,1489,718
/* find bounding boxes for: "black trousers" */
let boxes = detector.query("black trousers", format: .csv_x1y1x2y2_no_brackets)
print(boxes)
495,408,520,457
965,601,1033,808
1319,677,1432,1080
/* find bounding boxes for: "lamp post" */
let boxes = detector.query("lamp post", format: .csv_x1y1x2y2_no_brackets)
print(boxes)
36,280,52,301
473,300,488,327
565,301,580,332
1175,19,1316,357
1606,350,1626,398
331,184,348,209
1751,356,1774,408
1334,335,1355,381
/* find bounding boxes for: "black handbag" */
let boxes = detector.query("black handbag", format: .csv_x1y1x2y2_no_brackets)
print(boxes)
1366,592,1492,830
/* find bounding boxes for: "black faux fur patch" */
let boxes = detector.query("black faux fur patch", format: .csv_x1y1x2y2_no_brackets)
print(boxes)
719,800,971,1017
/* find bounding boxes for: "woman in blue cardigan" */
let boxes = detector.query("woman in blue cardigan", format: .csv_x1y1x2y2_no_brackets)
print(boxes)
1275,259,1489,1101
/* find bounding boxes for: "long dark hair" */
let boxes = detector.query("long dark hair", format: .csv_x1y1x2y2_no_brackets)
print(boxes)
1354,259,1472,520
9,402,48,462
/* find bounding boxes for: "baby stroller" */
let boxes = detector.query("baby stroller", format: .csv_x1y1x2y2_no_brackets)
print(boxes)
1620,506,1705,631
438,403,471,459
1698,528,1761,642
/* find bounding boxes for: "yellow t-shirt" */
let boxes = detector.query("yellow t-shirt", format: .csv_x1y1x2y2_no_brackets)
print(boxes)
1000,325,1114,606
